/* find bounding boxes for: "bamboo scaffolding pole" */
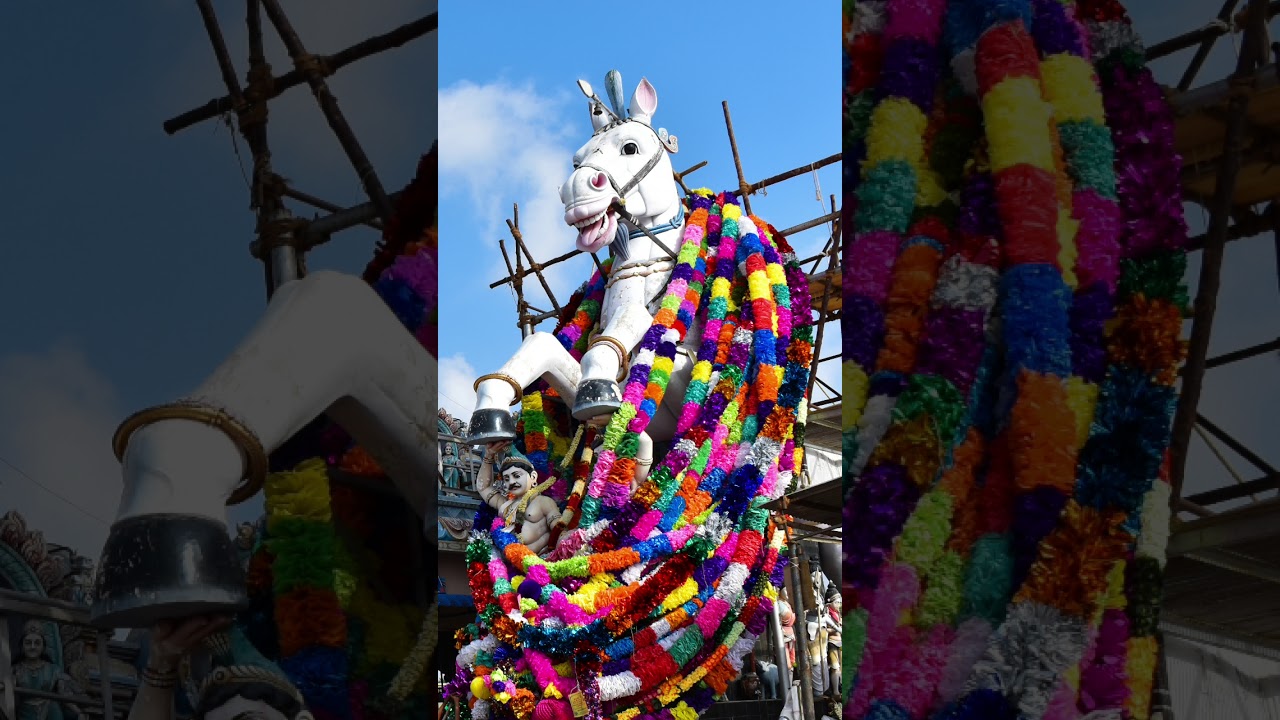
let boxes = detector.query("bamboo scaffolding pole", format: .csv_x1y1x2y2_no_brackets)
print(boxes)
812,375,840,399
1193,424,1260,503
507,205,562,317
1169,0,1272,501
749,154,840,194
673,160,708,196
284,186,384,230
195,0,289,296
259,0,395,223
164,12,438,135
780,211,841,240
1184,471,1280,506
806,195,840,403
1196,414,1279,476
722,101,753,216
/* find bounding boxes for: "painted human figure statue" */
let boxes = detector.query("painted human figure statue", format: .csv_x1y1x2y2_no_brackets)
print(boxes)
475,442,561,556
127,615,313,720
14,621,84,720
475,433,656,556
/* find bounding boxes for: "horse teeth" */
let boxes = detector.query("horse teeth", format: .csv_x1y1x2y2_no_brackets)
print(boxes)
573,209,606,229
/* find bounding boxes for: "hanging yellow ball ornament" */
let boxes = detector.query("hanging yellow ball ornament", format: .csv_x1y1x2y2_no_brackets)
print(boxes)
471,677,492,700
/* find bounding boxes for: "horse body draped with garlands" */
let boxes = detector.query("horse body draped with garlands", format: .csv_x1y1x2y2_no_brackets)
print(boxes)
453,70,816,720
469,73,696,444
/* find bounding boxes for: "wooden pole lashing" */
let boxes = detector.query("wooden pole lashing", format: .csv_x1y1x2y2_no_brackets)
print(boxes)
164,13,438,135
258,0,396,224
507,204,563,317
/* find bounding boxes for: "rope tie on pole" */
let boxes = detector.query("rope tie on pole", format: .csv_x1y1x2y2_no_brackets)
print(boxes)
293,52,332,78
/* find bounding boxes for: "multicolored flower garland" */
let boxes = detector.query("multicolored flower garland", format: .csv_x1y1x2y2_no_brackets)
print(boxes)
455,190,812,720
247,150,439,719
264,460,351,719
843,2,1189,719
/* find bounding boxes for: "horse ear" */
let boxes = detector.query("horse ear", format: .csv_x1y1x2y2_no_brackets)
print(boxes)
589,100,610,132
629,78,658,125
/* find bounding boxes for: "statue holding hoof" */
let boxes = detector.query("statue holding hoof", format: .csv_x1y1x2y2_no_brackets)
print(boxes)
474,442,561,555
469,71,694,445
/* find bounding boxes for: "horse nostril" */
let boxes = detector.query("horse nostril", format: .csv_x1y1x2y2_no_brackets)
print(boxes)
590,172,607,189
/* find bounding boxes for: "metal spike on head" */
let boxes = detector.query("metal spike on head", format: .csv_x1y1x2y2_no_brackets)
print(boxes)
605,70,626,119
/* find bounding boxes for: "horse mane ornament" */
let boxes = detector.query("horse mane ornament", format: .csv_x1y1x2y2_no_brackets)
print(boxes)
452,71,815,720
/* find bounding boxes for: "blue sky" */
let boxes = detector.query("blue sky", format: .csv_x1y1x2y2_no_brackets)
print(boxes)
0,1,1275,560
0,1,435,560
437,0,842,429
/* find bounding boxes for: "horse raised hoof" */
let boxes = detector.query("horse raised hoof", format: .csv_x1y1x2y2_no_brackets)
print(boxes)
572,378,622,421
468,408,517,444
91,513,247,628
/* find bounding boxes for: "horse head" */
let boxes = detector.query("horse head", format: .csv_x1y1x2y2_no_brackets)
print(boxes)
559,73,681,254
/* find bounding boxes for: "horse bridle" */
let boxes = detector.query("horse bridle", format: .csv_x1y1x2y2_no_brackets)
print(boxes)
575,118,671,209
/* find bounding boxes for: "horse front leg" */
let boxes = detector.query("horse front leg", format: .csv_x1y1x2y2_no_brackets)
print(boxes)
468,332,582,444
572,300,653,421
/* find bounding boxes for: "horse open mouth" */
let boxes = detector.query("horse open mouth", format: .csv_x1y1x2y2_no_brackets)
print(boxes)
566,199,619,253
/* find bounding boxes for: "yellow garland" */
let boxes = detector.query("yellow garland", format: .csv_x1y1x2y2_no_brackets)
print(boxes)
264,459,333,526
1125,636,1159,720
334,568,358,609
1064,377,1099,450
844,362,869,430
387,602,439,701
347,582,422,673
662,577,700,613
1064,664,1081,691
917,166,949,208
671,701,699,720
865,98,928,167
982,77,1056,173
1057,213,1080,289
1040,54,1106,124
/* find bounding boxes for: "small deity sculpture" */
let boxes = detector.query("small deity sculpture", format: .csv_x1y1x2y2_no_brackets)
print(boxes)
233,523,257,570
442,443,464,489
128,615,314,720
14,621,84,720
63,557,95,607
823,585,842,698
475,442,561,555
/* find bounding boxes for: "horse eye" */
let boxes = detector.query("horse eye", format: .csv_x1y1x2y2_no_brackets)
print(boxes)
622,142,639,155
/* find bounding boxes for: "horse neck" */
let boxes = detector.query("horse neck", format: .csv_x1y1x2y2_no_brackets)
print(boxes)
621,215,685,265
600,206,685,327
617,186,685,267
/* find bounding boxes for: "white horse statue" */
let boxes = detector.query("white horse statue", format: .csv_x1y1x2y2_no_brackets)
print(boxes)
469,71,695,445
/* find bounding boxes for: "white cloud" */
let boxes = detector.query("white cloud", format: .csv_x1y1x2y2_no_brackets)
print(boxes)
438,79,584,298
438,352,478,422
0,343,123,562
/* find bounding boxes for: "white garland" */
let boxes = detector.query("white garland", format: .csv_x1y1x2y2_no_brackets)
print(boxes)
852,394,896,474
598,671,644,701
1135,482,1172,567
852,1,887,36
